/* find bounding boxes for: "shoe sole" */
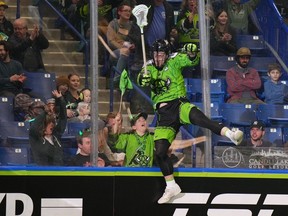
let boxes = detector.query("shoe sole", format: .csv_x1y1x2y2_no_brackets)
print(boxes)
158,188,181,204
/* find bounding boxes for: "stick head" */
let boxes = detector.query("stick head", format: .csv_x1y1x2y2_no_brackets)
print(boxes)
132,4,149,28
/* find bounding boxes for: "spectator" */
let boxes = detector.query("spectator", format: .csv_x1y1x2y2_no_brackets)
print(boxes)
226,47,264,104
210,9,237,56
137,39,244,204
224,0,261,34
106,0,140,79
105,111,123,152
68,101,91,123
64,73,81,118
56,75,70,96
0,1,13,39
0,40,26,97
111,112,155,167
29,90,67,166
79,87,91,103
8,18,49,72
139,0,177,51
24,100,45,122
239,120,273,147
177,0,215,47
263,63,288,104
68,130,110,167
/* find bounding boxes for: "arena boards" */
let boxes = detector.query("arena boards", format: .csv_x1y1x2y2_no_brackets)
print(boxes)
0,167,288,215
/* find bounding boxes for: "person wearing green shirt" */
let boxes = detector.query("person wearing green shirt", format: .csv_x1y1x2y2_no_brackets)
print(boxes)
114,112,155,167
137,39,244,204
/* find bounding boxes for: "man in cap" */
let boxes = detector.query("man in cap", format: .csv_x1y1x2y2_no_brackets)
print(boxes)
0,1,13,38
226,47,264,104
239,120,273,147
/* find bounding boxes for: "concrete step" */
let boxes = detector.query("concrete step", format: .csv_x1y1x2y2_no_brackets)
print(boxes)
47,40,80,52
45,64,86,75
98,89,121,101
42,29,61,40
42,52,84,64
98,102,130,114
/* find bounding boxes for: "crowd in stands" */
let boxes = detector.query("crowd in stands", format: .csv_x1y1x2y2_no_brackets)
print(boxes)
1,0,288,170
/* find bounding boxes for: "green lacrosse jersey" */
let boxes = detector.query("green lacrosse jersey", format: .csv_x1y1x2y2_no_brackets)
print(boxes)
115,131,155,167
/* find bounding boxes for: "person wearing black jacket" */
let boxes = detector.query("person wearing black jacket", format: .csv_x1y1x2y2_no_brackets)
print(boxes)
8,18,49,72
29,90,67,166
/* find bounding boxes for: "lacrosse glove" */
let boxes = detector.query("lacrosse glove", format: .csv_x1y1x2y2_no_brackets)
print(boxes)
138,73,151,87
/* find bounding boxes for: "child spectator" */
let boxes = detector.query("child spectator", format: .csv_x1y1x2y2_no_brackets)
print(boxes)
111,112,155,167
68,101,91,123
79,88,91,103
263,63,288,104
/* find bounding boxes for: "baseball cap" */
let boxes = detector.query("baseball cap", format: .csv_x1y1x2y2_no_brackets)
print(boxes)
130,112,148,126
0,1,8,9
250,120,265,130
236,47,251,56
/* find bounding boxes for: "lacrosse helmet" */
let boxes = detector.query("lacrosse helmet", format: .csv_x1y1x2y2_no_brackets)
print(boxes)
150,39,171,70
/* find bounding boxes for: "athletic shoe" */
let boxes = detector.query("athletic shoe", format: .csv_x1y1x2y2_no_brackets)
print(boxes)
158,183,181,204
230,128,244,145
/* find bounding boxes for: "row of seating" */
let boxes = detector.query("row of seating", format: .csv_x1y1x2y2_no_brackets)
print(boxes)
0,121,91,148
0,146,77,166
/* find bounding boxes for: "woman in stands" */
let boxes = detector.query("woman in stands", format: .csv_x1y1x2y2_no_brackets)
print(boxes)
210,9,237,56
29,90,67,166
64,72,81,118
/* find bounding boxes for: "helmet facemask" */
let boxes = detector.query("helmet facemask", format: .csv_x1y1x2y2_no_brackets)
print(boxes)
151,39,170,70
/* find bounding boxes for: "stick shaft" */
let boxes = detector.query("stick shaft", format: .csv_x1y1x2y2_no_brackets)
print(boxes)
98,34,117,58
140,31,148,74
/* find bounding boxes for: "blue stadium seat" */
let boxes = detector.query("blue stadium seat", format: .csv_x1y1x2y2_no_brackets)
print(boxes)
185,78,226,103
281,128,288,146
236,35,269,56
257,104,288,127
249,56,276,74
23,72,56,101
0,121,30,146
63,147,78,165
210,55,236,78
0,147,29,165
0,97,14,121
67,122,91,136
219,103,258,127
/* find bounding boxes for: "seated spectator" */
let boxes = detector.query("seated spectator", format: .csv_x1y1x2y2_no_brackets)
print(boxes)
106,0,140,79
224,0,261,34
68,101,91,123
8,18,49,72
210,9,237,56
111,112,155,167
239,120,273,147
0,40,26,97
24,100,45,122
68,130,110,167
29,90,67,166
263,63,288,104
226,47,264,104
79,88,91,103
0,1,13,39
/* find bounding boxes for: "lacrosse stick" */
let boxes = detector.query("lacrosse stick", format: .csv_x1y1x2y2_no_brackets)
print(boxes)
169,136,207,151
132,4,149,74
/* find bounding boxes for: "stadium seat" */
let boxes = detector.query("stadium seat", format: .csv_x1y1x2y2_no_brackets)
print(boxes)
210,55,236,78
257,104,288,127
192,102,223,122
236,35,269,56
219,103,258,127
0,121,30,146
249,56,276,74
281,128,288,146
23,72,56,101
0,97,14,121
63,147,78,165
67,122,91,136
0,147,29,165
185,78,226,103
